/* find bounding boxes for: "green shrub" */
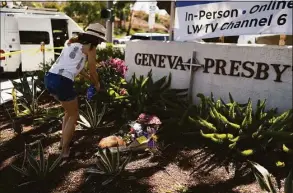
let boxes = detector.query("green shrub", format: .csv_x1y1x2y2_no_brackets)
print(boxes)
110,70,189,120
188,93,293,167
96,44,125,62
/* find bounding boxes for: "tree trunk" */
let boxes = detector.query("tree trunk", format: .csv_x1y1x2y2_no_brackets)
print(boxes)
126,10,134,35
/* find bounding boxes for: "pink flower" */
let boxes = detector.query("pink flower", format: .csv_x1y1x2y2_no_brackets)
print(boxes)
119,88,127,95
137,113,161,125
99,58,128,77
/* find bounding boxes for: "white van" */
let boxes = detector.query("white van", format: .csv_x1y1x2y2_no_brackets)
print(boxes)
0,6,84,74
130,33,169,41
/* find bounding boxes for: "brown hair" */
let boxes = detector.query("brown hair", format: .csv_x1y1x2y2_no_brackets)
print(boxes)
67,36,79,45
67,33,104,47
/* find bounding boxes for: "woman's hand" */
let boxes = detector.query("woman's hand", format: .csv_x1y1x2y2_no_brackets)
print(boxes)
94,82,101,92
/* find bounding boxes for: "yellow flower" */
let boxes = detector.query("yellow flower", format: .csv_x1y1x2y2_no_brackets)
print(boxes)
151,134,158,142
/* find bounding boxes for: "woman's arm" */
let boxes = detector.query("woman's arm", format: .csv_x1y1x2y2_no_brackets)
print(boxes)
79,69,91,81
87,48,100,91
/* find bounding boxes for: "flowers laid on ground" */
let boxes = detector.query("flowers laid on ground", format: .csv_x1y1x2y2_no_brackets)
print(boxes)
127,113,161,149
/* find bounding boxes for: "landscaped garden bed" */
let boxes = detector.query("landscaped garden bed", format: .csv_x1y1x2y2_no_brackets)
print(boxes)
0,44,292,193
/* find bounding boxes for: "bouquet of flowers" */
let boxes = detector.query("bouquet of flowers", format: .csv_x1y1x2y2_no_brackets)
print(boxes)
87,58,128,100
128,113,162,149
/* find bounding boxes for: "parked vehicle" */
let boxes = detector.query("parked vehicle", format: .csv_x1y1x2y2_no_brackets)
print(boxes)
130,33,169,41
113,36,131,45
0,6,83,73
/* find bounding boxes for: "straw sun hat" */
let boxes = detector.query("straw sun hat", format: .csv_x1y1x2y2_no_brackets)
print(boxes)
81,23,106,43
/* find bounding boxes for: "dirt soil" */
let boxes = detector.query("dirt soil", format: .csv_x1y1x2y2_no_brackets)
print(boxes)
0,99,286,193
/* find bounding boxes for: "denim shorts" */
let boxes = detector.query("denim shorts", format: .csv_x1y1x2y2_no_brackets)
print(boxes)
44,72,76,101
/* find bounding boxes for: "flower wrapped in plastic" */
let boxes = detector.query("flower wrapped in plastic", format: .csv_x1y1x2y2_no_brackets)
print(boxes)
136,113,162,130
128,113,161,149
87,84,96,100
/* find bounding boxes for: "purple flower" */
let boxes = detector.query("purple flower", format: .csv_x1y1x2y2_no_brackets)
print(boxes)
148,139,156,148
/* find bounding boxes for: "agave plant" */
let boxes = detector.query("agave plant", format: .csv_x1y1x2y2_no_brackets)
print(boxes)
11,140,62,186
249,161,292,193
85,147,131,186
78,100,107,129
189,93,293,158
10,73,45,117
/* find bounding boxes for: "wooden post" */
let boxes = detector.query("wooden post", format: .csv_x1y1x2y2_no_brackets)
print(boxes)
40,42,45,69
279,34,286,46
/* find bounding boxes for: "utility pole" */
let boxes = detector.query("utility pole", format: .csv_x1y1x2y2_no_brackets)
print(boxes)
106,1,113,43
169,1,175,41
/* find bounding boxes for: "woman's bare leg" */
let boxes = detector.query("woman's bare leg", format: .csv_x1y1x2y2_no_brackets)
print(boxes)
60,98,79,158
59,113,69,149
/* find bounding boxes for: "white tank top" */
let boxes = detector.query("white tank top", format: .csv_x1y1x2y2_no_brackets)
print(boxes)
49,43,86,81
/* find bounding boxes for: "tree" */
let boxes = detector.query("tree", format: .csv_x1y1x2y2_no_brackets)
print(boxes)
42,2,65,11
113,1,133,28
63,2,106,29
20,1,64,11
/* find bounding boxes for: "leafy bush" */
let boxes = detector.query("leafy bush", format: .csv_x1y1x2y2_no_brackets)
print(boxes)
96,44,125,62
86,58,128,104
111,70,189,120
188,93,293,167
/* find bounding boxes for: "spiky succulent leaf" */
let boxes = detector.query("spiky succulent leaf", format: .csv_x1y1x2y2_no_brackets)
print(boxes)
210,105,240,129
249,161,277,193
241,99,252,128
229,136,240,143
283,144,293,154
189,116,217,132
214,133,234,140
276,161,285,167
48,155,62,173
285,169,293,193
10,165,30,177
200,130,214,139
240,149,254,156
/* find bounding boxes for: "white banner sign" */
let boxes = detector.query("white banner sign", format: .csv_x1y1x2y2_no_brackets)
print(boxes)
174,1,293,41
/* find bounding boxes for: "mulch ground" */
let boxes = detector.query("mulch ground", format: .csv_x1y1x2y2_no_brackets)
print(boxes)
0,96,286,193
